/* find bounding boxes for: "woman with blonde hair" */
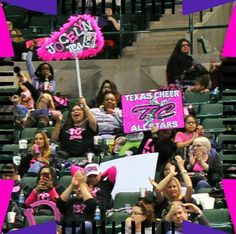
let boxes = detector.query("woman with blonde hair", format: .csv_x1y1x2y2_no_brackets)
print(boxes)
149,156,193,218
186,136,223,192
21,93,60,128
18,131,55,176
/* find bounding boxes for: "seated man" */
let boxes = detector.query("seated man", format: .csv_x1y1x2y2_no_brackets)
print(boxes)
156,201,209,234
56,169,106,234
2,163,32,207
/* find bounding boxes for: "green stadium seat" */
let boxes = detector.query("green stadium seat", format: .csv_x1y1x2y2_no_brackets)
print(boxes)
184,92,210,105
202,209,233,233
202,118,225,137
197,103,223,120
2,144,20,155
59,175,71,188
21,176,37,189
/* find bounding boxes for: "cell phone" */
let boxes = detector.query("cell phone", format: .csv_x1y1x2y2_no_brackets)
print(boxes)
42,173,50,179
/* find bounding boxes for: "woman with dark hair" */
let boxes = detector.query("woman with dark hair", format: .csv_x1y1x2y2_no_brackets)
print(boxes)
89,79,121,108
51,97,98,159
91,91,123,136
125,201,155,234
26,40,55,95
174,115,201,159
25,166,64,214
166,39,194,85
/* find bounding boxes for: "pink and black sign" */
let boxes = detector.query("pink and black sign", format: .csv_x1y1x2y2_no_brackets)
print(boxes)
37,14,104,61
122,89,184,133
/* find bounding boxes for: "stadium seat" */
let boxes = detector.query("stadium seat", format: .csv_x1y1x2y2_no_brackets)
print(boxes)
59,175,72,188
202,209,233,233
197,103,223,121
202,118,225,137
20,128,38,143
184,92,210,105
2,144,20,155
21,176,37,189
217,134,236,150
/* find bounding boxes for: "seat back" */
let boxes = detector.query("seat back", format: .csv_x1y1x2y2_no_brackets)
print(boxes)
113,191,153,209
202,208,233,232
20,127,38,143
184,92,210,104
59,175,72,188
21,176,37,189
198,103,223,115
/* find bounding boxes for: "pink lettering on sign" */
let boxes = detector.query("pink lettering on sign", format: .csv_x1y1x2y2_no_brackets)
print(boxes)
121,89,184,133
37,14,104,61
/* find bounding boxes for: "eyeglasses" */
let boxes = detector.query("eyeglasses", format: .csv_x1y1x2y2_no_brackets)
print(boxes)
182,44,190,47
131,211,144,215
40,172,50,177
192,144,204,148
72,108,82,112
186,122,196,125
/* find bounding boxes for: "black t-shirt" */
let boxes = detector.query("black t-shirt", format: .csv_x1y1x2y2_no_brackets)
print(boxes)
95,178,115,209
137,132,177,171
57,197,103,227
12,180,32,203
59,121,97,157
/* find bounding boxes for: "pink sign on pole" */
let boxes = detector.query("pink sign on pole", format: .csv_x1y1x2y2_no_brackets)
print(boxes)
122,89,184,133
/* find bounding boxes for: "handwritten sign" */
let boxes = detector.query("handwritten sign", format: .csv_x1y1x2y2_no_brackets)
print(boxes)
37,14,104,61
122,89,184,133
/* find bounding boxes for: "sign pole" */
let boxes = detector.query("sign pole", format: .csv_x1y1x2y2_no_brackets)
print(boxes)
75,56,82,97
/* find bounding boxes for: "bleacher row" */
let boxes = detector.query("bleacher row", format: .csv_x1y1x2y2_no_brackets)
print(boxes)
4,0,176,54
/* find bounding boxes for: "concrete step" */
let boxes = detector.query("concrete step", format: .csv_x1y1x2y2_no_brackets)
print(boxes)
132,39,178,46
122,47,175,57
125,44,176,51
136,31,186,40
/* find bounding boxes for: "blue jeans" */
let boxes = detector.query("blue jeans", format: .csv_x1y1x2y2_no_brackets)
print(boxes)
16,104,28,118
195,180,211,192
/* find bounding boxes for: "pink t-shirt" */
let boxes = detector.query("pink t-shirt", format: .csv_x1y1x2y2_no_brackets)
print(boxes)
174,132,194,143
193,162,204,172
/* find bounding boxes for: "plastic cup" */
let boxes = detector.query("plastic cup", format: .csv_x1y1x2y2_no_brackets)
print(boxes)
140,187,147,198
87,152,94,163
94,136,102,146
18,139,27,150
7,211,16,223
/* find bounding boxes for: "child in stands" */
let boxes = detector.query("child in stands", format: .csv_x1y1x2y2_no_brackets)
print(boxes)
185,73,211,93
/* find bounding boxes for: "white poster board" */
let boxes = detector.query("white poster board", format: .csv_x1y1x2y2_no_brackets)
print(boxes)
100,153,158,198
